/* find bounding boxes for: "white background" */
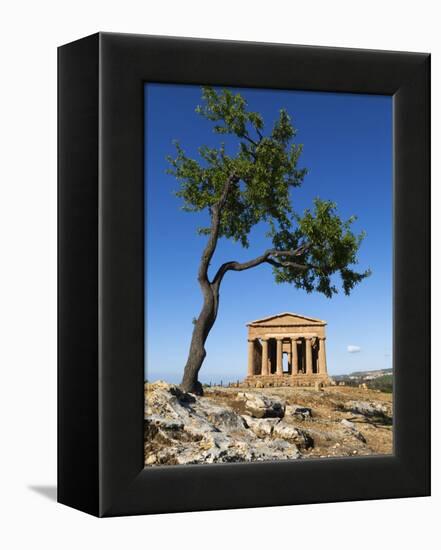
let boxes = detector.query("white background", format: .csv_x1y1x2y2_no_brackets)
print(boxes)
0,1,439,548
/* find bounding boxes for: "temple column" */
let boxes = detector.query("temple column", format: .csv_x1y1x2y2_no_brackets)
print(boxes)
261,338,269,376
276,338,283,376
290,337,298,375
305,337,313,375
318,337,327,375
247,339,255,376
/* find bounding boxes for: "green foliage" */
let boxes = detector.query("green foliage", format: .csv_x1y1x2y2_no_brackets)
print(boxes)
368,374,393,393
167,87,306,247
167,86,370,296
271,199,371,297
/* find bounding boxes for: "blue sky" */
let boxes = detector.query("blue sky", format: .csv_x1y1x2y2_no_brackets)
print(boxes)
145,83,392,383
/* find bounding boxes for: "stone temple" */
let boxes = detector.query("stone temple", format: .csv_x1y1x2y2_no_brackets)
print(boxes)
245,312,331,387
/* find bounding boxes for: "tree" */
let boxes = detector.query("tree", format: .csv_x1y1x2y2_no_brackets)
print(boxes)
167,87,371,395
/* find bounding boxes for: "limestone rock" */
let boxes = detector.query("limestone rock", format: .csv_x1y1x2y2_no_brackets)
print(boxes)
144,381,393,463
203,401,247,431
273,422,314,449
285,404,312,419
147,414,185,430
345,400,389,418
145,453,157,465
242,415,281,437
340,418,367,443
341,418,355,429
241,392,285,418
144,382,300,466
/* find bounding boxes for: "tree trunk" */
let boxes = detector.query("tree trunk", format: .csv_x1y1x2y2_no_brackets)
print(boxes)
180,173,238,395
181,285,219,395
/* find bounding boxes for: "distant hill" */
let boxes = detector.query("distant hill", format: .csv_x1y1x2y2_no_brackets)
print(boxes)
334,368,392,381
333,368,393,393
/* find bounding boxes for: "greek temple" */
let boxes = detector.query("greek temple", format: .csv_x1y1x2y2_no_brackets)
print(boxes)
245,312,330,387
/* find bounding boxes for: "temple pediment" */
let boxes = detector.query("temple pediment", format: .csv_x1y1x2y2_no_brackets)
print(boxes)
247,312,326,327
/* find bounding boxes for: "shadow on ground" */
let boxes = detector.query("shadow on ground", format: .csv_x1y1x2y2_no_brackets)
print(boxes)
28,485,57,502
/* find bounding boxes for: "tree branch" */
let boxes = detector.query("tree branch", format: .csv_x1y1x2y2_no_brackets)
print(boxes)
242,133,258,147
211,243,310,288
266,258,310,270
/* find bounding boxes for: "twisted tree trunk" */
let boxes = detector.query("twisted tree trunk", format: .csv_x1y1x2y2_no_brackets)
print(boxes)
180,172,309,395
181,282,220,395
180,174,235,395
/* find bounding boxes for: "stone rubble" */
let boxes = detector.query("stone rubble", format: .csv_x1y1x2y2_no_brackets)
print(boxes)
285,404,313,420
340,418,367,443
272,422,314,449
145,383,301,465
241,415,281,437
343,400,389,418
239,392,286,418
144,382,390,466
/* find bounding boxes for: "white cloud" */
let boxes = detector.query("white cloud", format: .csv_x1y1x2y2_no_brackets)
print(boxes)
347,345,361,353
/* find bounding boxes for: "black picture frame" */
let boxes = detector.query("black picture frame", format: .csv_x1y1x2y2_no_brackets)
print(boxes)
58,32,430,517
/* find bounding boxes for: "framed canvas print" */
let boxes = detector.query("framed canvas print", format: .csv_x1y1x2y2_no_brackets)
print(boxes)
58,33,430,517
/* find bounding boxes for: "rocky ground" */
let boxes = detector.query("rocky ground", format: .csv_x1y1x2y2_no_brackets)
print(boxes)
144,381,393,466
